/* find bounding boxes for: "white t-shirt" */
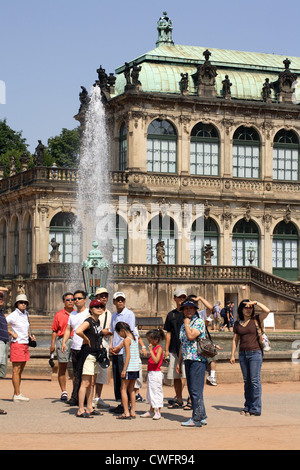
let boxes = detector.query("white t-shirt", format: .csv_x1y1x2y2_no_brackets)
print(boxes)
6,309,30,344
68,308,89,350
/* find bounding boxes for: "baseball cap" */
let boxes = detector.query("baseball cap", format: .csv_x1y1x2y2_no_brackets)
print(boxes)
113,291,126,300
95,287,109,296
174,289,187,298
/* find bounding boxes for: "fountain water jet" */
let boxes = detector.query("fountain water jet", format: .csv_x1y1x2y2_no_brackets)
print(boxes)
69,85,112,292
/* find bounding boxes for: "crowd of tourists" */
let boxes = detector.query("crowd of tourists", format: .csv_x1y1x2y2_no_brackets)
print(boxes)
0,285,271,426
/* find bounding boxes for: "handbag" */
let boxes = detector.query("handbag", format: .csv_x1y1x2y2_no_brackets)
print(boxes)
197,326,217,358
254,318,271,352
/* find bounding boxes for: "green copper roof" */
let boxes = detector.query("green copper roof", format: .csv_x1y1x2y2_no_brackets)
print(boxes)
113,44,300,102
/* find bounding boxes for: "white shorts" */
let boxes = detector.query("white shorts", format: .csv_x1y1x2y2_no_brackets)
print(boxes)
82,354,101,376
167,352,186,379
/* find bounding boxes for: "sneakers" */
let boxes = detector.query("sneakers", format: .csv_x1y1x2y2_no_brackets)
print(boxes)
153,409,161,420
206,376,217,386
60,391,68,401
13,394,29,402
181,418,202,427
93,397,110,409
140,411,154,418
136,393,145,402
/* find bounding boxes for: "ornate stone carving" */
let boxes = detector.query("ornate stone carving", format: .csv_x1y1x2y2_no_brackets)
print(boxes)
33,140,46,167
49,238,61,263
180,73,189,95
195,50,217,98
222,75,232,99
203,244,214,265
156,241,166,265
156,12,174,47
272,58,297,103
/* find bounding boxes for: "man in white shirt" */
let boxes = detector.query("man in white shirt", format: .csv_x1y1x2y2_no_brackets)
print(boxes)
62,290,89,406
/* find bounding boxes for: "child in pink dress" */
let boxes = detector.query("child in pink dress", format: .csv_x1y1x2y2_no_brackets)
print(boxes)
140,329,165,420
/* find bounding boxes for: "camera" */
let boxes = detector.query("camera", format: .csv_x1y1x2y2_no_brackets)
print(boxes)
49,353,55,368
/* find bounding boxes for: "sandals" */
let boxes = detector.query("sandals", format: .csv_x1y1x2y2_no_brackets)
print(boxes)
183,399,192,411
240,410,250,416
0,409,7,415
76,412,94,418
116,414,131,420
168,399,183,409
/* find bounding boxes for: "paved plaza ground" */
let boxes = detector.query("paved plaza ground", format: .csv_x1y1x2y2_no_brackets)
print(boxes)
0,377,299,451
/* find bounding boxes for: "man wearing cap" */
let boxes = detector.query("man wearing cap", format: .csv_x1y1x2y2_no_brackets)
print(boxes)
109,292,136,413
50,292,75,401
93,288,112,410
0,287,9,414
164,288,187,408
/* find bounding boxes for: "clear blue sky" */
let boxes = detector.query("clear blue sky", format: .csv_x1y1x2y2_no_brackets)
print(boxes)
1,0,300,153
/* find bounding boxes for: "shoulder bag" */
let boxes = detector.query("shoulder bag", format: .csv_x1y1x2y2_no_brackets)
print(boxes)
197,324,217,358
254,318,271,352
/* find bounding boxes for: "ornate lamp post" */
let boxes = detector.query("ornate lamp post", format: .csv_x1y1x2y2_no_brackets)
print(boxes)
247,242,256,266
81,241,110,299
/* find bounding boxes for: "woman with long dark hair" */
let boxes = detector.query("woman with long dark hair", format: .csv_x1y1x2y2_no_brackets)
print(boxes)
230,299,270,416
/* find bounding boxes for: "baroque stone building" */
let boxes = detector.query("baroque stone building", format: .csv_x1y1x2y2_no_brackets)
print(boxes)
1,12,300,327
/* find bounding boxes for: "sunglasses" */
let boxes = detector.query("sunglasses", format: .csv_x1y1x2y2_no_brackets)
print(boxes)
0,295,4,299
92,305,104,309
74,297,84,301
18,301,28,305
65,298,74,302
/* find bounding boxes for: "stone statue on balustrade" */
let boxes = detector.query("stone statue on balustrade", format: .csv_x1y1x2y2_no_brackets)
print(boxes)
34,140,46,167
222,75,232,99
203,244,214,266
156,241,166,265
49,238,61,263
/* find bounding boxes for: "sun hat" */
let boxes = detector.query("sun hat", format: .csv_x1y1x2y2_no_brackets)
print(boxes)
180,300,198,311
113,292,126,300
95,287,109,296
15,294,29,307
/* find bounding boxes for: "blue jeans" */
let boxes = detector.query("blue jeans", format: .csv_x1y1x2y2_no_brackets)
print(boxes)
184,359,207,422
239,350,263,415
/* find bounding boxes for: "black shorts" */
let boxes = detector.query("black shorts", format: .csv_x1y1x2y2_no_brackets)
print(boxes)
123,371,139,380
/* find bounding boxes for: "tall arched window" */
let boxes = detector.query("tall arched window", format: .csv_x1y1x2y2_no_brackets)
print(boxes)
233,126,260,178
112,215,128,264
49,212,81,263
190,217,219,265
147,119,177,173
147,214,176,264
190,123,219,175
119,122,127,171
273,129,299,181
13,218,19,275
232,219,259,266
273,221,298,280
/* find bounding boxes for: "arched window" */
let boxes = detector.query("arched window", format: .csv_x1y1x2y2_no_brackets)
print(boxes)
190,217,219,265
112,215,128,264
119,122,127,171
49,212,81,263
13,218,19,275
273,129,299,181
190,123,219,175
233,126,260,178
273,221,298,280
147,214,176,264
26,217,32,276
232,219,259,266
147,119,177,173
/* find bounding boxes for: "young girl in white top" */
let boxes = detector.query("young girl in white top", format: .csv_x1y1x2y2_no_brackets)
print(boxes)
141,329,165,420
113,321,139,419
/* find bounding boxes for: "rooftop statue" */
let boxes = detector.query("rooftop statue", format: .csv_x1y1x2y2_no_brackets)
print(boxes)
156,11,174,47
